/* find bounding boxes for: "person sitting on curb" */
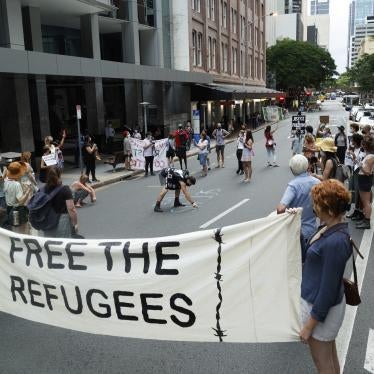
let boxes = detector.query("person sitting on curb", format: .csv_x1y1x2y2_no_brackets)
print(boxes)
71,174,97,208
154,167,197,212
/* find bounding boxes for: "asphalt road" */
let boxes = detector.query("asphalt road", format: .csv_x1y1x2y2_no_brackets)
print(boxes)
0,100,373,374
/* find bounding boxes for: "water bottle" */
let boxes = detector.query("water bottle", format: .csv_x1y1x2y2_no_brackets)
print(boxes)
11,210,20,226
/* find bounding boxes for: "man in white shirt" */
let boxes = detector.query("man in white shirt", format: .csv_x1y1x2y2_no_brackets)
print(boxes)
143,132,155,176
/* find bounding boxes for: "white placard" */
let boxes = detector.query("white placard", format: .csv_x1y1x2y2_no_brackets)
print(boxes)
130,138,168,171
0,212,302,343
42,154,57,166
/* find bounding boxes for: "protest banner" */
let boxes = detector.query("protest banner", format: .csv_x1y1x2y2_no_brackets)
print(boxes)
130,138,168,171
0,212,302,343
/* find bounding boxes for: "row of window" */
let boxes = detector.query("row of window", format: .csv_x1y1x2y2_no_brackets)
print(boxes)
192,0,265,21
192,30,264,78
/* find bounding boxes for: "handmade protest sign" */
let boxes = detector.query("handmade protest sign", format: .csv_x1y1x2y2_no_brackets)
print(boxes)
130,138,168,171
0,212,302,343
42,153,57,166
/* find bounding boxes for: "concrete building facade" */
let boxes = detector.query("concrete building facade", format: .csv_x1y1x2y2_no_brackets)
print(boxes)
0,0,212,153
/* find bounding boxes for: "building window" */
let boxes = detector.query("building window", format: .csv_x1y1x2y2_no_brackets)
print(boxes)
208,0,216,20
192,30,197,66
231,9,238,33
232,47,237,74
222,1,227,28
192,0,201,12
208,36,212,69
249,54,253,77
240,16,246,39
197,32,203,66
212,38,217,69
221,42,228,72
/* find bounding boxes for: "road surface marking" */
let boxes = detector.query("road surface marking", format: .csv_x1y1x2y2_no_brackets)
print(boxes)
365,329,374,373
199,199,250,229
337,206,374,371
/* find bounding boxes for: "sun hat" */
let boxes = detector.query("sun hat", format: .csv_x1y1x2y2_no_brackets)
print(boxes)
289,155,309,175
315,137,337,153
6,161,27,180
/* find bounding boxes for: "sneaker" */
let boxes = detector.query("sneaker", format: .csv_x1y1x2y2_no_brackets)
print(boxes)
239,170,244,175
356,219,370,229
346,210,361,219
273,164,279,167
221,164,225,168
154,205,163,212
351,211,365,221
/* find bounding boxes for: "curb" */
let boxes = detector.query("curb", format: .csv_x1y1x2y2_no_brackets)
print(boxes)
90,122,276,190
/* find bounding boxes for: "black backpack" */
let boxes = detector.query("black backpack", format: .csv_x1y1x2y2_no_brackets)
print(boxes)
27,185,64,230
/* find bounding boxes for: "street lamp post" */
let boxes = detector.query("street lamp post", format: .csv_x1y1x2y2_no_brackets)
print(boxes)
139,102,150,135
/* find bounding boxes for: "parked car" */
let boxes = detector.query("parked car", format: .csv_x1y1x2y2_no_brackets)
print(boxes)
359,114,374,126
357,110,374,122
350,106,363,120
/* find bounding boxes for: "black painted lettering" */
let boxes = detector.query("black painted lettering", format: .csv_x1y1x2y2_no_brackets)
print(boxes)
140,293,167,324
10,275,27,303
9,237,23,263
28,279,44,308
170,293,196,328
113,291,138,321
155,242,180,275
86,289,111,318
44,240,64,269
123,241,149,274
61,286,83,314
98,242,121,271
24,239,43,268
43,284,58,311
66,242,87,270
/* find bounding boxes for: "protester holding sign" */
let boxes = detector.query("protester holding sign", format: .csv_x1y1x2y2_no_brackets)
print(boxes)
299,179,352,374
154,168,197,212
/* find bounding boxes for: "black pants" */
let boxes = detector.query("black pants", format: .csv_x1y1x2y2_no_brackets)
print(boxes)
85,158,96,180
145,156,154,174
236,149,243,172
337,146,346,165
176,148,187,169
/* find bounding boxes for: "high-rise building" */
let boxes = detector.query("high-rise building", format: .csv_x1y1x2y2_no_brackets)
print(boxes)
348,0,374,67
285,0,303,14
302,0,330,50
310,0,330,15
350,17,374,65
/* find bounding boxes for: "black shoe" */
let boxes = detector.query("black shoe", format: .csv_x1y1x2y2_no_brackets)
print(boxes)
351,212,364,221
236,170,240,174
154,205,163,212
346,210,360,219
151,173,155,176
239,170,244,175
144,173,148,177
174,201,186,207
356,218,370,229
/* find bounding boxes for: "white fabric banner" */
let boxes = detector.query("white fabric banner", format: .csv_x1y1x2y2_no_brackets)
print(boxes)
130,138,168,171
0,212,302,343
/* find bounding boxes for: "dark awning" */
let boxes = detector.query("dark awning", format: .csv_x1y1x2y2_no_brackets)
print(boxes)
191,83,285,101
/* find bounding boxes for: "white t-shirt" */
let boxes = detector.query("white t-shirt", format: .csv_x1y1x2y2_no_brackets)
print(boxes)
4,179,24,207
237,136,244,150
198,139,209,154
143,138,154,157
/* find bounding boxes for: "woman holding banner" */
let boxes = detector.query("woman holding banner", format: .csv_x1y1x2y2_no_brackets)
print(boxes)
299,179,352,374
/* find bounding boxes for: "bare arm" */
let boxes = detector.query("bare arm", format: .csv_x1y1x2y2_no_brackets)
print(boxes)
58,130,67,149
276,204,287,214
16,185,33,206
180,183,195,205
313,159,333,181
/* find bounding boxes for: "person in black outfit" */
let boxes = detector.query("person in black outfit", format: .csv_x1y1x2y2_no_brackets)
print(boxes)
82,135,99,182
334,126,347,164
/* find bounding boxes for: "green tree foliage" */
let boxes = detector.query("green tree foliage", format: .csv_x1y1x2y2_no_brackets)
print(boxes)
335,71,354,91
267,39,337,90
350,53,374,93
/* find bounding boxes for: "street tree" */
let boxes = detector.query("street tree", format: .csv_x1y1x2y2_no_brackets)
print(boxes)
267,39,337,91
350,53,374,94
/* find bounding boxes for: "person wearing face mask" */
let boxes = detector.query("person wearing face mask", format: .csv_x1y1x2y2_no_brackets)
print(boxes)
277,155,320,260
143,132,155,176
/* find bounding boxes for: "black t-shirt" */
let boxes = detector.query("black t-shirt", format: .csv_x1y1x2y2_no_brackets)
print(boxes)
45,185,73,214
163,168,188,190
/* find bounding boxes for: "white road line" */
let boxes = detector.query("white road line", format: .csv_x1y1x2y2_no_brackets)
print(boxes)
365,329,374,373
199,199,250,229
337,207,374,371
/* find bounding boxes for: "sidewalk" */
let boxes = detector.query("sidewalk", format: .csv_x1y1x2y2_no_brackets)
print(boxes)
60,122,274,189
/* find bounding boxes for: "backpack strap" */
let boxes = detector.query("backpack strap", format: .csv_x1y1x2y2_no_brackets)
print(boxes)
43,184,64,200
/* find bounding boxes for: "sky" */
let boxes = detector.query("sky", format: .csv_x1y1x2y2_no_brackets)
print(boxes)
329,0,351,74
